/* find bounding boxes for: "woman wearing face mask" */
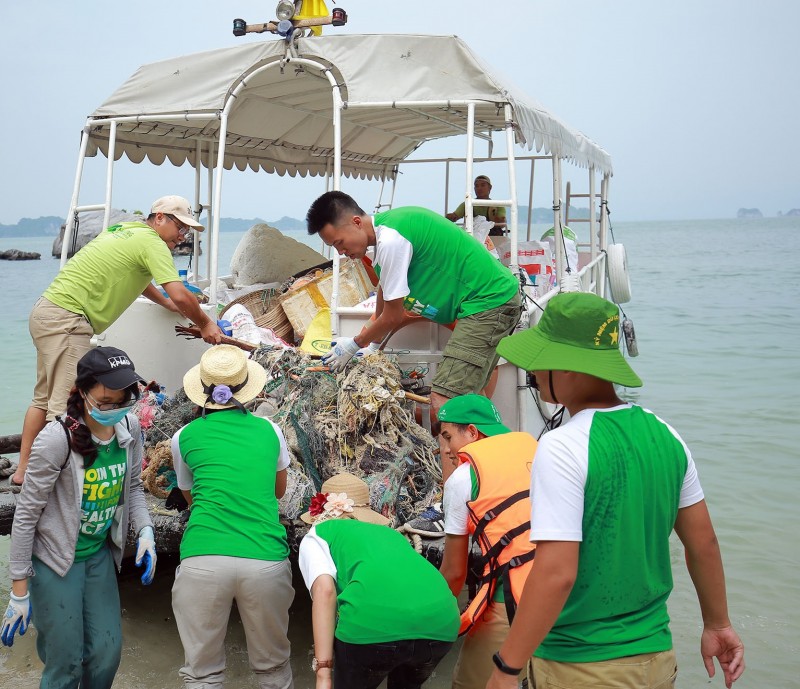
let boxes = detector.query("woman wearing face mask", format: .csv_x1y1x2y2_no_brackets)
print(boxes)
2,346,156,689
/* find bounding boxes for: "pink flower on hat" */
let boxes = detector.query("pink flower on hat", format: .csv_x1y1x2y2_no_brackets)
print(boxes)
323,492,355,518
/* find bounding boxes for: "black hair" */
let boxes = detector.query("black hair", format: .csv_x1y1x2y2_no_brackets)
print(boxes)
62,372,139,468
306,191,366,235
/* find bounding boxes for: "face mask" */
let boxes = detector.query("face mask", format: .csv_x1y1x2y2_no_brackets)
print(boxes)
88,406,129,427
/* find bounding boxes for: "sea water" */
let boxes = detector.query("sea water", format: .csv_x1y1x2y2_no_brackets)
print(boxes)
0,218,798,687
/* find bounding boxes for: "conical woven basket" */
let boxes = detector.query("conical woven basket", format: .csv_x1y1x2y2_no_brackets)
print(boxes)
219,288,294,341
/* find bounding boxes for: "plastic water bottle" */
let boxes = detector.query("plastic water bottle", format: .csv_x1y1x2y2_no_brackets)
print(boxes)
179,269,204,298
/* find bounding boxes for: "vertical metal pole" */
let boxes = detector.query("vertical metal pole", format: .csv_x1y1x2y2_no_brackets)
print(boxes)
526,158,535,241
599,175,609,299
102,120,117,231
444,160,451,215
464,103,475,236
552,157,564,279
61,123,92,268
330,84,344,336
504,104,519,275
193,140,202,280
210,115,229,306
206,142,215,282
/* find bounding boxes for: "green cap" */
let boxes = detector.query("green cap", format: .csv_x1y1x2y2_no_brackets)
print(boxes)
496,292,642,387
438,394,511,436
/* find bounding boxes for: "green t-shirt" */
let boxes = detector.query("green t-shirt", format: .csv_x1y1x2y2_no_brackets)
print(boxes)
176,411,289,562
74,438,127,562
44,221,180,333
316,519,460,644
373,206,518,324
453,201,506,224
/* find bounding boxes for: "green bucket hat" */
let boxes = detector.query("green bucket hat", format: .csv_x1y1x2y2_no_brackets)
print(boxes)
438,394,511,436
496,292,642,387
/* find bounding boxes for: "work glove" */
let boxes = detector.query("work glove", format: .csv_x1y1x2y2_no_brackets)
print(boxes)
135,525,157,585
1,592,31,647
321,337,360,373
354,342,381,359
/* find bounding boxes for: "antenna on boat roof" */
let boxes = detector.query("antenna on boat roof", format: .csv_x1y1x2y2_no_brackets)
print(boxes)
233,1,347,39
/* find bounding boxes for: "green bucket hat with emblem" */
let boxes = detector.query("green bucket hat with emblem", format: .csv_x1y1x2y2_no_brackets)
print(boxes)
497,292,642,387
438,394,511,436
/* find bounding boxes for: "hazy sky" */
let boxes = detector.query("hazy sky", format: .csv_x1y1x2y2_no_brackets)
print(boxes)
1,0,797,224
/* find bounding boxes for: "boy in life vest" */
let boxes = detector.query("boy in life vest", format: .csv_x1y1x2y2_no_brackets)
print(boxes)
436,395,537,689
486,292,745,689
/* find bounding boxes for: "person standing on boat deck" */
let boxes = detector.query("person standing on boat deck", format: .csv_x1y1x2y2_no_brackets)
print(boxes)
306,191,521,483
11,195,224,488
298,472,460,689
3,347,156,689
445,175,507,236
436,395,537,689
484,292,746,689
171,345,294,689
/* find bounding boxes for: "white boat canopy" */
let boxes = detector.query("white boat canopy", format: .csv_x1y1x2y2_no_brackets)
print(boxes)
88,34,612,179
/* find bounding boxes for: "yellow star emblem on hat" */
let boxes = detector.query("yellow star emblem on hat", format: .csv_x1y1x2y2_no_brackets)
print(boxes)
610,328,619,345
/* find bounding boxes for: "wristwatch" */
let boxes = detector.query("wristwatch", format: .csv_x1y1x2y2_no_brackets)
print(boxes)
492,651,523,676
312,657,334,672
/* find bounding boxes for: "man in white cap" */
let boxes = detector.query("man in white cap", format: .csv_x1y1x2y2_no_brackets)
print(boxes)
11,195,223,486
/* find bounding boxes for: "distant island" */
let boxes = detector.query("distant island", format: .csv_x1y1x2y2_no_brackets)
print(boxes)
0,206,590,238
0,214,307,238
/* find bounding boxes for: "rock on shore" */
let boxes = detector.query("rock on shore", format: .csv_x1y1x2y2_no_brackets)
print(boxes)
0,249,40,260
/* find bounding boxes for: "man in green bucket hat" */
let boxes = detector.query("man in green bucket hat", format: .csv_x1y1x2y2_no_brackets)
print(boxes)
485,292,745,689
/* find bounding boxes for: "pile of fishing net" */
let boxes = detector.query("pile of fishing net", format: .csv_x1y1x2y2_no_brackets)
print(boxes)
135,347,440,526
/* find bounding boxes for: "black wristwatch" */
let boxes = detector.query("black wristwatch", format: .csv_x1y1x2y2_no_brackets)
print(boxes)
492,651,523,676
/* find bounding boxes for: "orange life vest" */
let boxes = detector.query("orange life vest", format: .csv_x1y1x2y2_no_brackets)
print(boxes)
458,431,537,635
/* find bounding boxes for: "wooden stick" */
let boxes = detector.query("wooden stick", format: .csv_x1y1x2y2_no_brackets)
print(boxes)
402,391,431,405
305,366,330,372
174,325,257,352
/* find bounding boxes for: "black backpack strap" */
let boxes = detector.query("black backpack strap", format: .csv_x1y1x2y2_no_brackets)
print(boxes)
54,415,73,469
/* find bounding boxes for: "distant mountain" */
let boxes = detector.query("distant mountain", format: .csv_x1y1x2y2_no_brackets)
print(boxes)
0,216,64,238
0,215,308,238
0,208,587,238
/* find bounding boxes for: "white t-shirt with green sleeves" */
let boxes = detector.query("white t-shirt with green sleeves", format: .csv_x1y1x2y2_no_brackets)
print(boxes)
44,221,180,333
530,403,704,663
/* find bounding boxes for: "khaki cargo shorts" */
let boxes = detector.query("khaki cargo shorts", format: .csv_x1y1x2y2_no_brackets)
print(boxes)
529,649,678,689
29,297,94,419
431,292,521,399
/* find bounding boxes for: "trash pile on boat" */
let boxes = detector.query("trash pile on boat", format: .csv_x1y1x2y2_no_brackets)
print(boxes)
130,226,441,548
134,349,439,533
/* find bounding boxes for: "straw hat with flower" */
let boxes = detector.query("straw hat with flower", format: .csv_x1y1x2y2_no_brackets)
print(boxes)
301,472,390,526
183,344,267,415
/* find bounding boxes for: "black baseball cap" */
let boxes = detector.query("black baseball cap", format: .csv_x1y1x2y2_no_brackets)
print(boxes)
77,347,145,390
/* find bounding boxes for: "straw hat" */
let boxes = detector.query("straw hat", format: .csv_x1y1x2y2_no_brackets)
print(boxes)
183,345,267,412
301,472,390,526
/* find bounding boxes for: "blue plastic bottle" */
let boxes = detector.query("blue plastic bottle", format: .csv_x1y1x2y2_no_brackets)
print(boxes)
179,269,204,297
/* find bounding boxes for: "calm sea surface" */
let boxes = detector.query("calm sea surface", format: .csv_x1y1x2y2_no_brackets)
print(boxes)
1,218,798,687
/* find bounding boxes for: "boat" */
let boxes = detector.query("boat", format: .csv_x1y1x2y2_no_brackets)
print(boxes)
2,19,631,553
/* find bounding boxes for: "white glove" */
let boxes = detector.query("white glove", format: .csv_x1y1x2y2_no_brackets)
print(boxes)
1,592,31,647
135,525,157,585
321,337,360,373
354,342,381,359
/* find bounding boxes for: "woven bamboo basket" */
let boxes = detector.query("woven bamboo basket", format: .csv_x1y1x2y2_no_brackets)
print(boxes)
219,288,294,341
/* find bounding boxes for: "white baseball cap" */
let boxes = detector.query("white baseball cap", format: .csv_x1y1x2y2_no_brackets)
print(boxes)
150,195,204,231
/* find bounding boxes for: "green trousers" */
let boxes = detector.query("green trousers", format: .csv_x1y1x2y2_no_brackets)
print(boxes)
30,545,122,689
